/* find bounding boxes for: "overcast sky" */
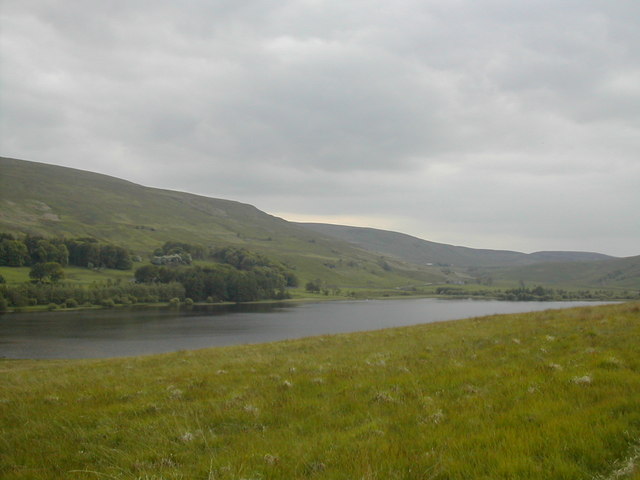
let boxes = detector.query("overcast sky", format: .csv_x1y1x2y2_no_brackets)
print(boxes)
1,1,638,257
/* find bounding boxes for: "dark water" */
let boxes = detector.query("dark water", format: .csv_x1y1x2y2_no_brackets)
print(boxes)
0,299,611,359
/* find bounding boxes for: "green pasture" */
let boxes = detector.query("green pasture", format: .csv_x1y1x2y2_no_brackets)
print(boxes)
1,302,639,479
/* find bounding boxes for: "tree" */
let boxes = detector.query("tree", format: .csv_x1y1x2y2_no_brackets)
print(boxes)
0,239,29,266
305,279,322,293
29,262,65,283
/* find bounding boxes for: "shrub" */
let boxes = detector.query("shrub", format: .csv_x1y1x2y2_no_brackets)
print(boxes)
184,298,194,306
101,298,115,308
65,298,79,308
169,297,181,308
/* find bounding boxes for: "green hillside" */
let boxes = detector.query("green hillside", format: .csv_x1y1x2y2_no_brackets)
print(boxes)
0,157,444,288
298,223,640,290
2,157,637,292
298,223,614,268
486,255,640,289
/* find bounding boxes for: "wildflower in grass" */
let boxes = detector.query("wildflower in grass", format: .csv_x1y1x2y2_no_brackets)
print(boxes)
181,432,194,442
545,335,556,341
283,380,293,388
572,375,592,385
264,454,279,465
243,404,259,415
547,362,563,371
512,338,521,344
311,377,325,384
167,386,183,399
431,409,445,424
374,391,394,403
216,369,228,375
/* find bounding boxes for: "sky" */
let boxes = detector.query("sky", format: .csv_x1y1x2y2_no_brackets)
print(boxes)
1,1,638,257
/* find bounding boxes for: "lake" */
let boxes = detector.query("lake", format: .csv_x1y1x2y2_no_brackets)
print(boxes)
0,299,612,359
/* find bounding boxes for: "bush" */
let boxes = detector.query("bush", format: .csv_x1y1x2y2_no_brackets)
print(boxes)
47,303,58,311
65,298,79,308
184,298,194,306
169,297,181,308
101,298,116,308
0,296,7,313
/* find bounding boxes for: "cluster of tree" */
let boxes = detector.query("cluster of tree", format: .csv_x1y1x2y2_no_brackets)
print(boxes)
212,246,299,287
134,245,298,302
0,233,67,267
135,263,293,302
0,233,132,270
0,280,185,310
67,237,132,270
305,279,342,296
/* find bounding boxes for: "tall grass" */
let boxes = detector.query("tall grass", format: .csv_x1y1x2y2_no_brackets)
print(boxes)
1,302,639,479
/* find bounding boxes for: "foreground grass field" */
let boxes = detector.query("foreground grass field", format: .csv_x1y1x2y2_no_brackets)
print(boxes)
1,303,639,479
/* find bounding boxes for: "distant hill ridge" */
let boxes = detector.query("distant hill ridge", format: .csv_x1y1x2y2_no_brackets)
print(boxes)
1,156,637,289
297,223,614,268
0,157,447,287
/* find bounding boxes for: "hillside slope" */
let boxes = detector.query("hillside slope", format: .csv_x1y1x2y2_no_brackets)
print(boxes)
298,223,613,268
0,157,444,287
487,255,640,289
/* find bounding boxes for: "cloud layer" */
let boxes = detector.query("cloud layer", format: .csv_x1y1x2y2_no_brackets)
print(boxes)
1,0,638,256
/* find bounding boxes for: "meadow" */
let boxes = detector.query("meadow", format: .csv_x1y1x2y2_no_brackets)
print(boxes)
1,302,639,479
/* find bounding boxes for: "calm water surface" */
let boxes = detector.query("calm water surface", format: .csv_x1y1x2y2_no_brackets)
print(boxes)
0,299,611,359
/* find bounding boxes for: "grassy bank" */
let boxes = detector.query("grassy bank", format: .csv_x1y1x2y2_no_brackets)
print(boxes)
1,303,639,479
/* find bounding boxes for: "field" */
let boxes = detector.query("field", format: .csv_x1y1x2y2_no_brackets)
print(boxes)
0,266,135,286
1,302,639,479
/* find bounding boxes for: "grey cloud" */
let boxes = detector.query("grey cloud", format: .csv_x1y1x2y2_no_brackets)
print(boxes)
1,0,638,256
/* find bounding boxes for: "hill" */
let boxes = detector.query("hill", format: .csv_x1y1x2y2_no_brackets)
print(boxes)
486,254,640,289
298,223,613,267
0,157,444,287
2,157,637,291
298,223,640,290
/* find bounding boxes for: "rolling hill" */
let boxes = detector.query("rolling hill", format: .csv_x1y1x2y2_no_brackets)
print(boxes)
1,156,637,290
297,223,613,268
485,254,640,289
297,223,639,290
0,157,445,287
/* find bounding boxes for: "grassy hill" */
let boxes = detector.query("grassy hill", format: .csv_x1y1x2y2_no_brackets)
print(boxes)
485,254,640,289
298,223,640,290
2,157,637,291
298,223,614,268
0,157,444,288
2,302,639,479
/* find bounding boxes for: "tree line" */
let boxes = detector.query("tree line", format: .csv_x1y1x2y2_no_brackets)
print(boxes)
434,285,637,301
0,280,185,311
0,233,132,270
0,242,299,310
